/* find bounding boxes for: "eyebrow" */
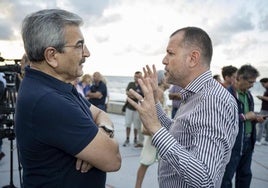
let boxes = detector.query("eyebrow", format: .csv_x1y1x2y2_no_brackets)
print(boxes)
76,39,84,45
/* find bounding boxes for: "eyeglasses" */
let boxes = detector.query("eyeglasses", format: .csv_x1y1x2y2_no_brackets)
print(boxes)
64,42,85,54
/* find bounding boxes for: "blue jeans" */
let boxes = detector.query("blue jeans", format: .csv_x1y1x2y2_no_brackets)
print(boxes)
221,136,253,188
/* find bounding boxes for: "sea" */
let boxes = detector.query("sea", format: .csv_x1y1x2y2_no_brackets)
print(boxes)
105,75,265,112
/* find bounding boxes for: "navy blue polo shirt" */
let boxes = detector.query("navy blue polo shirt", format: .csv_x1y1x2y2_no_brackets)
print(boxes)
15,67,106,187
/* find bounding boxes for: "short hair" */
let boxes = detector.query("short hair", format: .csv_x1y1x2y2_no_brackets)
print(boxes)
213,74,221,80
135,71,142,75
170,27,213,65
237,64,259,80
21,9,83,62
221,65,238,79
260,78,268,83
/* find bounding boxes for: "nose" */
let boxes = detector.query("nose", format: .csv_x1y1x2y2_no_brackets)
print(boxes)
83,44,90,57
162,56,168,65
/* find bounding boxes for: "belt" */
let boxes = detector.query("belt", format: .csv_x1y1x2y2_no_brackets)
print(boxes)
245,133,251,138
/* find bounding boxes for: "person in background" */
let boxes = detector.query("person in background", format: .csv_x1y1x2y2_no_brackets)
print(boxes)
78,73,91,96
123,71,143,147
100,75,110,111
127,27,239,187
213,74,222,83
72,77,85,97
87,72,107,111
221,65,238,88
221,65,266,188
135,70,170,188
15,9,121,187
255,78,268,145
168,85,182,118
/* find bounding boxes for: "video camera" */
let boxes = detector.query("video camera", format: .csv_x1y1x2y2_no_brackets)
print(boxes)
0,64,21,73
0,113,15,139
0,56,19,140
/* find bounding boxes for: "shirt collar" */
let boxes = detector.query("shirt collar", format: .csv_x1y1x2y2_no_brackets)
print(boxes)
25,66,73,94
180,70,212,101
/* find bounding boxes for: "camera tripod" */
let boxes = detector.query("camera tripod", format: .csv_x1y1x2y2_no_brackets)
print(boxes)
2,83,22,188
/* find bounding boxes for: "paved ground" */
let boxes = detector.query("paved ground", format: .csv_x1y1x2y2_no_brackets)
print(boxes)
0,113,268,188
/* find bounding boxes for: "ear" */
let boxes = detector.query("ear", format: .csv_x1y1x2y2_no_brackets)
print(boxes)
44,47,59,68
188,50,200,68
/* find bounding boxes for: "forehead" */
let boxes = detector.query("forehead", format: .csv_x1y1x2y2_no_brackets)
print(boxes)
64,25,83,43
134,73,142,77
167,33,184,50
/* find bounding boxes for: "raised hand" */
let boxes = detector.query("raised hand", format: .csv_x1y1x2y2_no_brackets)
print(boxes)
127,77,162,135
143,64,160,103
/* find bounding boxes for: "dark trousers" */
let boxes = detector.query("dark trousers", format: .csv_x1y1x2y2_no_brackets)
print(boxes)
221,136,253,188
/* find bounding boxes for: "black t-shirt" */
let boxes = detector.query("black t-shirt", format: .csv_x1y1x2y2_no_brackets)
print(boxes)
125,82,143,110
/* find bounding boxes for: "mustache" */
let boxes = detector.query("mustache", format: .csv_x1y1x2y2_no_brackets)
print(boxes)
79,58,86,65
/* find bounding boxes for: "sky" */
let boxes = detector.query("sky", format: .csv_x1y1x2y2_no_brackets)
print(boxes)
0,0,268,78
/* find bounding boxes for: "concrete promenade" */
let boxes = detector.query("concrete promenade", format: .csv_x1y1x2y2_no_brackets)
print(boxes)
0,113,268,188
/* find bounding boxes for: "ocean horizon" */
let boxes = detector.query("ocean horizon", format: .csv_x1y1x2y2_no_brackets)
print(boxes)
105,75,265,112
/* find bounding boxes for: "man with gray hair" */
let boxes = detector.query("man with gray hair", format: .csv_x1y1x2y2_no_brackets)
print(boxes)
221,65,266,188
15,9,121,187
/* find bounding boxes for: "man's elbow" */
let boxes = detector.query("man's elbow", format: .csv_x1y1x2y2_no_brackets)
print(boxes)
103,154,122,172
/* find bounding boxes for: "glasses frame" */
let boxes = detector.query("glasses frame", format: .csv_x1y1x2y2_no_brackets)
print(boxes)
63,41,85,54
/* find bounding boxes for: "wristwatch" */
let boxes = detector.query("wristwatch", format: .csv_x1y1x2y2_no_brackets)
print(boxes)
99,124,114,138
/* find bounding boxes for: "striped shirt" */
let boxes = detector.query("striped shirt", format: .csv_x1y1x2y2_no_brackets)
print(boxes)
152,70,239,188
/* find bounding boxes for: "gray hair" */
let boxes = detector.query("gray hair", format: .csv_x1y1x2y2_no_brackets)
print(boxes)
237,64,259,80
21,9,83,62
157,70,165,85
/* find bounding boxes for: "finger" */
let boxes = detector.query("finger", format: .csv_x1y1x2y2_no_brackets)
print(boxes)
76,158,82,170
146,65,153,75
127,96,140,111
143,67,148,78
84,163,93,172
138,77,152,96
128,88,144,102
80,161,91,173
152,64,157,74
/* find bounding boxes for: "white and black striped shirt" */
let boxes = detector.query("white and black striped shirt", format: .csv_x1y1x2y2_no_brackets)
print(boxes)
152,71,239,188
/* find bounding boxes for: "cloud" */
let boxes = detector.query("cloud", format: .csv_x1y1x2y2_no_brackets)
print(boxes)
210,13,254,46
258,14,268,31
0,19,14,40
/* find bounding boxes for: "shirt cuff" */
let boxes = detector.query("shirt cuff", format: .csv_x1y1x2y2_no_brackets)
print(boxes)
152,127,176,157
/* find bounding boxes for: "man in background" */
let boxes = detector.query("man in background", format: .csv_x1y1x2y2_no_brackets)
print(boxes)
255,78,268,145
87,72,107,111
221,65,238,88
123,71,143,147
221,65,266,188
168,85,182,118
